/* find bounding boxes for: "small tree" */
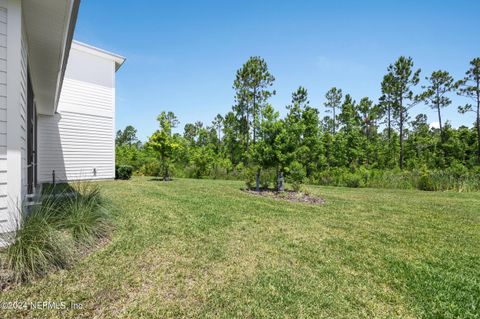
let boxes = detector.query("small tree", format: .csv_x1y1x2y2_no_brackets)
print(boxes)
233,56,275,151
324,87,343,134
381,56,421,169
116,125,139,147
418,70,454,141
287,160,306,192
212,114,224,141
456,58,480,163
357,97,379,139
253,105,284,190
301,105,321,178
379,74,396,142
233,56,275,190
147,111,180,181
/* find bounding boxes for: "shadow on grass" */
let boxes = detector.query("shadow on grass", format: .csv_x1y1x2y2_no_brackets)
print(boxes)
148,178,176,182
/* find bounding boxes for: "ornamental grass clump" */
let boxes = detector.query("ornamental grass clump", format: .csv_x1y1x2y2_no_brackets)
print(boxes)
60,183,110,245
1,182,111,284
4,202,73,283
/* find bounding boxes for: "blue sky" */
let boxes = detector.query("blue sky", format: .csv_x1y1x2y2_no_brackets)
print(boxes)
74,0,480,141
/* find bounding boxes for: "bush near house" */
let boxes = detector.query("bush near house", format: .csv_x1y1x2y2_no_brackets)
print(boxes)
115,165,133,180
4,200,73,283
1,182,111,284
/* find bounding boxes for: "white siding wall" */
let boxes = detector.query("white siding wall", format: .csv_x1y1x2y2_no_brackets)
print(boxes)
0,2,7,222
38,47,116,183
1,0,26,232
20,25,27,199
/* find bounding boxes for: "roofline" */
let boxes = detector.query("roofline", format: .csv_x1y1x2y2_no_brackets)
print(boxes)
72,40,126,71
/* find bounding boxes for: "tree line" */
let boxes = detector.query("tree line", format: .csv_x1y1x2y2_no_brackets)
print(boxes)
116,56,480,191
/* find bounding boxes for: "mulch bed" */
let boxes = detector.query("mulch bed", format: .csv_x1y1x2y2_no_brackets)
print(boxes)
243,189,325,205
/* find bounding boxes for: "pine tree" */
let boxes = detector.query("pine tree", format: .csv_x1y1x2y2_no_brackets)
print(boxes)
457,58,480,163
381,56,421,169
324,87,343,134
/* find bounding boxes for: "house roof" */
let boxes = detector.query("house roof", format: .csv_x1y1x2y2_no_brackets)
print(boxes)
71,41,126,71
22,0,80,115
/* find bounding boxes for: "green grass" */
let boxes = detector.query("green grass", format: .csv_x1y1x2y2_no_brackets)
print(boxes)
59,183,110,245
4,200,73,283
1,176,479,318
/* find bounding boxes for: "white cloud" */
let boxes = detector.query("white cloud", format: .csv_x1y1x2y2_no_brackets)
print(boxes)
429,121,440,129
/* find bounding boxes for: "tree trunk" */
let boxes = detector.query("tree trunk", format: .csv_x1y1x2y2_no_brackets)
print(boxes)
253,88,256,146
332,106,336,134
399,99,404,170
160,154,168,181
437,104,444,142
477,96,480,163
245,114,250,153
277,170,284,192
387,106,391,141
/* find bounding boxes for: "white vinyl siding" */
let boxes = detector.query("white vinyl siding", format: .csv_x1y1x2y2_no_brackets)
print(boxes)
20,26,27,198
38,76,115,182
0,3,6,220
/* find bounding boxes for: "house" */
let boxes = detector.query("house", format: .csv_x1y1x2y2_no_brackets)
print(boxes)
0,0,125,233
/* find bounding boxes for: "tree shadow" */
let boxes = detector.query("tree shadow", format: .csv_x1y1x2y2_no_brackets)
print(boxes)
148,178,175,182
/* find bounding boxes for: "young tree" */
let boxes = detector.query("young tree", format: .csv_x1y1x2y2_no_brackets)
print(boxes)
338,94,363,165
116,125,139,146
183,123,198,144
338,94,360,132
324,87,343,134
147,111,180,181
233,56,275,151
157,111,179,135
301,105,321,178
404,113,435,168
381,56,421,169
253,105,284,190
212,114,224,141
355,97,380,167
222,111,243,165
379,74,396,142
357,97,379,139
418,70,454,141
456,58,480,163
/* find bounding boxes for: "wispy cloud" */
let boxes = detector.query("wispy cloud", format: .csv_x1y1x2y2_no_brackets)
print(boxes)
315,56,367,73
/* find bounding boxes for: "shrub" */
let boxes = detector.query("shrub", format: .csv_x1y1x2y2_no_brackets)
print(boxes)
138,159,161,176
344,173,363,188
287,161,307,192
417,172,435,191
244,166,257,189
60,183,110,244
115,165,133,180
5,204,73,282
3,182,111,283
260,168,276,189
299,184,311,196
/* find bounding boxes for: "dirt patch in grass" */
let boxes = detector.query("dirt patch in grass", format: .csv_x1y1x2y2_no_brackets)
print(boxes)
243,189,325,205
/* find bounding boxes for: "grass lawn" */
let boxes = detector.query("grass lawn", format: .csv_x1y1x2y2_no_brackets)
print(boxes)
2,176,479,318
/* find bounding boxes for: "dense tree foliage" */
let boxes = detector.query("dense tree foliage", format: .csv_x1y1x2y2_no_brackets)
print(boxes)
116,56,480,191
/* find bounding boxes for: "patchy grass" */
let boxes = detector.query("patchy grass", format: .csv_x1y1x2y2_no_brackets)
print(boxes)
1,177,479,318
